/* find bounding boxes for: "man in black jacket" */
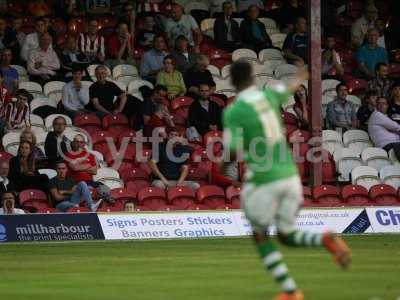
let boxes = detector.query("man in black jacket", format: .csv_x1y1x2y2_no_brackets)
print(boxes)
240,5,272,53
0,160,15,197
44,116,70,167
214,1,242,52
188,83,222,136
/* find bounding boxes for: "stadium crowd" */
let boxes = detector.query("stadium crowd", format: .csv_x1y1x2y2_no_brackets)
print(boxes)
1,0,400,214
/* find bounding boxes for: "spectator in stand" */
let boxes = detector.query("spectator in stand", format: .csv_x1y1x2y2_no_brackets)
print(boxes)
140,34,168,83
27,33,60,86
0,161,15,195
277,0,306,32
78,19,105,64
237,0,264,15
10,18,25,49
45,116,70,167
369,97,400,160
136,0,162,15
165,4,202,51
65,134,98,186
0,18,19,59
388,83,400,124
367,63,393,98
124,201,135,212
0,69,12,114
375,18,388,49
58,35,89,79
136,13,158,50
118,2,136,34
19,128,45,160
85,0,111,16
210,143,242,187
188,83,222,136
214,1,242,52
49,160,102,212
21,17,49,62
156,55,186,100
106,22,135,68
61,66,90,119
170,35,197,74
28,0,51,17
55,0,85,20
184,54,215,95
326,83,358,130
356,28,388,80
283,17,308,65
4,90,30,132
293,84,309,129
210,0,236,17
0,192,25,214
240,5,272,53
1,49,18,94
149,126,199,190
88,65,127,118
321,35,344,79
357,90,378,131
42,16,58,46
143,85,174,137
9,141,49,192
351,4,378,48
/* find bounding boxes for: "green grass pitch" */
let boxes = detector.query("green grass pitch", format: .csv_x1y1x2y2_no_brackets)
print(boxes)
0,235,399,300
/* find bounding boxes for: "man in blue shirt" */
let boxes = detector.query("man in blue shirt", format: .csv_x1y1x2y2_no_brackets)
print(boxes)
0,48,18,94
283,17,308,65
140,35,168,83
356,28,388,79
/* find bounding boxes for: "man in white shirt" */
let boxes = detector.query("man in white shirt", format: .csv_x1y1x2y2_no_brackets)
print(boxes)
27,33,60,85
0,192,25,215
165,3,202,51
62,66,90,119
368,97,400,161
20,17,49,62
351,5,378,48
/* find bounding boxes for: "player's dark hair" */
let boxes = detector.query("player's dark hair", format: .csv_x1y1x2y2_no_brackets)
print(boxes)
230,60,253,91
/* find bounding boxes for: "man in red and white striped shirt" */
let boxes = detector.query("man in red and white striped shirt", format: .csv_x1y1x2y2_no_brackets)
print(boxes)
4,89,30,131
78,19,106,63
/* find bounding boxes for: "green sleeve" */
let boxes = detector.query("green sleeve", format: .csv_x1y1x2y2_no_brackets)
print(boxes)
223,105,244,152
264,85,291,106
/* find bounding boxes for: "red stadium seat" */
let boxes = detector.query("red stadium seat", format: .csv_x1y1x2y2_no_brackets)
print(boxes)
369,184,400,206
118,129,136,146
289,129,311,143
68,207,91,213
7,1,25,16
388,63,400,79
302,185,313,207
133,48,145,61
167,186,196,210
155,205,177,211
187,162,210,184
341,185,371,207
102,113,129,130
120,167,149,183
196,185,226,209
296,162,310,183
110,188,137,203
313,185,342,207
203,130,223,145
19,189,49,211
321,150,337,183
36,207,58,214
104,143,136,170
126,180,150,194
68,17,87,34
91,130,112,155
209,95,225,108
186,204,210,210
137,186,167,209
74,113,102,134
171,96,194,119
0,151,14,162
225,185,241,208
346,78,368,96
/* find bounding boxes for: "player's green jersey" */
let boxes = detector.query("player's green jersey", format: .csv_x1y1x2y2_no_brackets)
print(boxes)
223,85,298,185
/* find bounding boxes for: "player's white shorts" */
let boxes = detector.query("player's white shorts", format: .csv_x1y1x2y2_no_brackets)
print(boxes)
241,176,303,234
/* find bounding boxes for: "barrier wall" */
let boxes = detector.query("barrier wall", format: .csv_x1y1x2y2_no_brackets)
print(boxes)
0,207,399,243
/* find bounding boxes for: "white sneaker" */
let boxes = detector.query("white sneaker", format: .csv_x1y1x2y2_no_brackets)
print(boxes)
90,199,103,212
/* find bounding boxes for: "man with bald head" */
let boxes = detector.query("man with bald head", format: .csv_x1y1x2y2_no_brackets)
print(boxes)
0,160,15,196
27,32,60,85
165,3,202,51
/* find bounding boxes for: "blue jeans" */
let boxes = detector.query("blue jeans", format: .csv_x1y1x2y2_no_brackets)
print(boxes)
56,182,94,212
